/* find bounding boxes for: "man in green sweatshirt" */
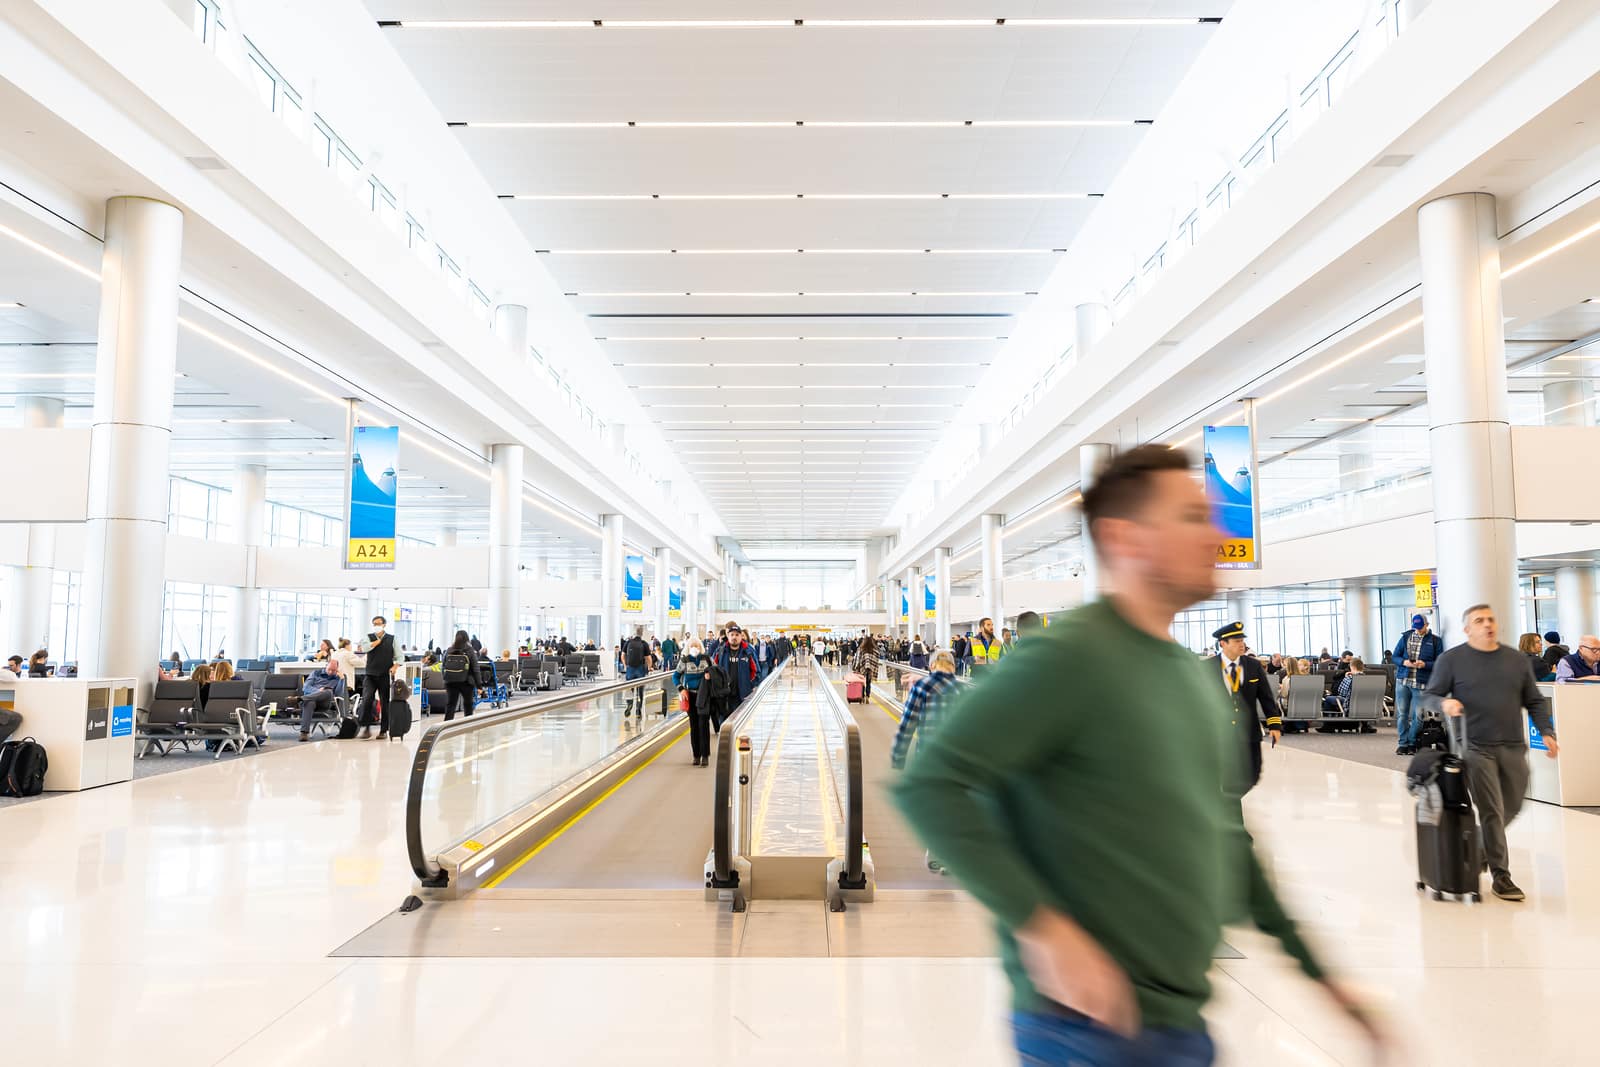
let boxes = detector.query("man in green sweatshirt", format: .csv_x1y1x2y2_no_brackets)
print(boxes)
892,444,1384,1065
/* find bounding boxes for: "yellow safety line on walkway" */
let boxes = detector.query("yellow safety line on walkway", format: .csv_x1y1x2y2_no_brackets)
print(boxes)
483,728,687,889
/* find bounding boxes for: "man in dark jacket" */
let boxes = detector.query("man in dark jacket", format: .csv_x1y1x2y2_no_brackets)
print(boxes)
1208,621,1281,792
357,615,398,740
1542,630,1569,674
1392,614,1445,755
622,628,651,716
715,626,759,714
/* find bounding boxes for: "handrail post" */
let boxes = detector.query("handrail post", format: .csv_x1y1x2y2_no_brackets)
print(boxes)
737,734,753,858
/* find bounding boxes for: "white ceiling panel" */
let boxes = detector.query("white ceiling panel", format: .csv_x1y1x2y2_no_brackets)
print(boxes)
371,3,1228,538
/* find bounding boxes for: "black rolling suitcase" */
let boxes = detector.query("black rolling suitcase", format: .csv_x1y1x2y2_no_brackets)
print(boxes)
1409,716,1481,902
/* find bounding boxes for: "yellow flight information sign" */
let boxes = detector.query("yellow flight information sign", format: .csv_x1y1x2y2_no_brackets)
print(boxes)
1414,572,1434,608
347,539,395,567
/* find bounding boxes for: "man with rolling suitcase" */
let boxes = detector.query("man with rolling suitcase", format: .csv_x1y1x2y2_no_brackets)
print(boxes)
1424,603,1559,902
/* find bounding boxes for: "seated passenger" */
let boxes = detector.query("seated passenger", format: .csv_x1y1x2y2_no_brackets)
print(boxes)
1278,656,1305,703
211,660,235,683
1324,658,1365,713
4,655,24,678
298,658,345,742
27,649,49,677
1554,635,1600,683
313,639,334,662
190,663,214,706
168,651,183,675
1519,633,1553,681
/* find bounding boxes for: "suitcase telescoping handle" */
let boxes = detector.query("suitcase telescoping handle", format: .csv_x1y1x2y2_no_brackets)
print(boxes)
1444,708,1468,756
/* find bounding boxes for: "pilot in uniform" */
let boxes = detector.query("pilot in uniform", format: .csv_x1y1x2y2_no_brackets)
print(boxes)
1208,621,1281,792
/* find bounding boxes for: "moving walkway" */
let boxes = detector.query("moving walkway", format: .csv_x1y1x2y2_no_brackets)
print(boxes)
404,654,872,910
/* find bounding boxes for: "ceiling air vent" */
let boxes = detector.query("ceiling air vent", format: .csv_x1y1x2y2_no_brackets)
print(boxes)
186,156,228,171
1372,154,1412,168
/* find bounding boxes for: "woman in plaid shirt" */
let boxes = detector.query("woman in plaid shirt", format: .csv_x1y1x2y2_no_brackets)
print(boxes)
891,649,964,872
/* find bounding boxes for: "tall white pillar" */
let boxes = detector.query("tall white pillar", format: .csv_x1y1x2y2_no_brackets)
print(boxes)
933,547,952,650
1078,444,1115,604
1544,379,1592,427
1555,566,1597,640
229,463,266,659
8,397,64,656
488,444,524,657
600,514,624,672
903,566,918,638
655,546,673,637
493,303,528,364
1074,302,1111,362
1225,589,1253,645
684,564,700,639
980,513,1006,628
882,577,894,635
1418,192,1517,643
1343,584,1375,660
79,197,183,702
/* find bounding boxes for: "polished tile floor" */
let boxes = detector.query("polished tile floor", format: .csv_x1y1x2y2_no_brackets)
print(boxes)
3,723,1594,1065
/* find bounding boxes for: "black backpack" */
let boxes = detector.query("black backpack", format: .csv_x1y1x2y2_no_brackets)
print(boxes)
0,737,48,797
442,651,471,680
336,716,361,740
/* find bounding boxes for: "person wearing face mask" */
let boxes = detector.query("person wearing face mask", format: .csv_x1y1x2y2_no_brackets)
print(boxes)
714,626,759,716
674,639,713,766
357,616,398,740
1392,613,1444,756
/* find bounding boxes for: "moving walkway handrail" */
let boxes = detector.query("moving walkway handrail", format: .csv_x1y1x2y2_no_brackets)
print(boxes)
709,652,797,888
405,669,672,885
809,655,866,888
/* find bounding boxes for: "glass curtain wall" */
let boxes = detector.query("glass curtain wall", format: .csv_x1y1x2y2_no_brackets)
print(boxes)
1253,597,1343,659
160,581,233,662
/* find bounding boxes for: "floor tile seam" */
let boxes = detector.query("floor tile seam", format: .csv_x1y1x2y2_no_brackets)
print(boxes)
1209,962,1345,1063
210,958,358,1066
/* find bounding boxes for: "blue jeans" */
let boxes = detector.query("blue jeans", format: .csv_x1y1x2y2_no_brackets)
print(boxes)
1394,683,1424,746
625,664,647,713
1013,1012,1213,1067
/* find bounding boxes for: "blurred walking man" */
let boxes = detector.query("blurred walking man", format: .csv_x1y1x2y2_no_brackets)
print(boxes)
892,444,1384,1065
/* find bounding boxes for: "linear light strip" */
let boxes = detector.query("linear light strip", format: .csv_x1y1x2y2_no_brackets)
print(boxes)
537,247,1063,255
514,192,1094,201
466,119,1143,129
398,18,1215,29
597,336,1007,342
570,291,1035,298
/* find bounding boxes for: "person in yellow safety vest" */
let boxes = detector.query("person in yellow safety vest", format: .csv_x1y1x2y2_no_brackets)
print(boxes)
971,616,1007,668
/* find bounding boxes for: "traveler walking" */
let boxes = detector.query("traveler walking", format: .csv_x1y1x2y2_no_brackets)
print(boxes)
852,635,880,700
890,648,962,874
971,617,1005,670
440,630,479,722
1392,614,1444,756
660,633,679,671
1425,603,1559,902
1209,621,1281,791
714,626,758,716
356,616,398,739
950,631,970,676
908,634,929,670
622,628,651,717
892,443,1384,1065
1016,611,1045,641
674,639,712,766
756,634,773,680
1554,634,1600,683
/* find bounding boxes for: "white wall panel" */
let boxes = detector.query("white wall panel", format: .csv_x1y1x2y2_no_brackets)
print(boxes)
0,429,89,521
1512,426,1600,521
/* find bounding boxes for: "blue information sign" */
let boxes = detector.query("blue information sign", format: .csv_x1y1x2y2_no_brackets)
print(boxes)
111,704,133,739
623,554,644,612
346,425,399,570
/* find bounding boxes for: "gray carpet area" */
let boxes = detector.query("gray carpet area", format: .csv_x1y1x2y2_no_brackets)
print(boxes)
1274,723,1413,773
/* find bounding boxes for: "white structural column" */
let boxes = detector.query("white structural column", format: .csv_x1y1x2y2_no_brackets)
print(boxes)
1554,566,1597,640
980,513,1006,628
933,547,952,649
600,514,624,671
493,303,528,363
889,578,903,636
1417,193,1518,639
438,526,457,644
1074,302,1111,363
1543,379,1592,426
684,564,700,639
903,566,919,638
882,577,894,635
1078,444,1115,603
229,463,267,659
1343,584,1376,660
488,444,524,656
79,197,184,700
654,546,673,637
1224,589,1253,642
7,396,64,655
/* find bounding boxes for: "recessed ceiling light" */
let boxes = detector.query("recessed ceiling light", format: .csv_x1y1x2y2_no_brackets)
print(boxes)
570,290,1035,298
399,17,1214,30
0,302,23,309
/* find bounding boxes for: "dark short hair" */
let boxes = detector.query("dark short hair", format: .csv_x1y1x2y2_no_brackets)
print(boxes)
372,615,387,624
1081,444,1193,545
1017,611,1043,635
978,616,993,627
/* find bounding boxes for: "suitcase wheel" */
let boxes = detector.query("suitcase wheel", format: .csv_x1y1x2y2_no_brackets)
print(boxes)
1471,892,1482,903
1415,881,1424,891
1431,890,1442,901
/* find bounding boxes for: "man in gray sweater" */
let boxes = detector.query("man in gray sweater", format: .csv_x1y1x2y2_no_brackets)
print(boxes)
1425,602,1559,902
